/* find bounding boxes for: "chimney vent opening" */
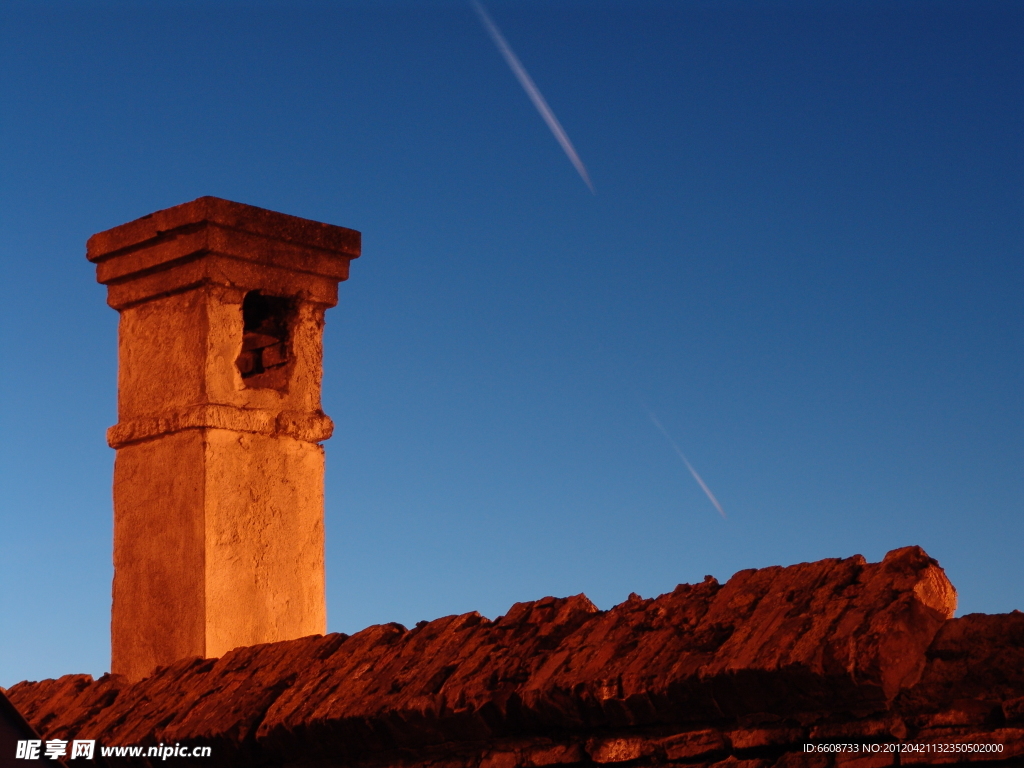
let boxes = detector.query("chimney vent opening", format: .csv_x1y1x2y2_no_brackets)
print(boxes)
237,291,291,389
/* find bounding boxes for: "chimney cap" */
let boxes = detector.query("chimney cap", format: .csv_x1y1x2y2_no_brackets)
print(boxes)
88,196,360,265
86,197,361,307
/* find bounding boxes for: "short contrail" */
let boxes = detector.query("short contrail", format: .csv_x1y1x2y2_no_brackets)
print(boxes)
472,0,595,193
644,406,728,520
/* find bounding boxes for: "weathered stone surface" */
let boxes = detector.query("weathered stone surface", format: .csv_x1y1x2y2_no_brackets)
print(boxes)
586,736,655,763
656,728,728,760
896,611,1024,715
3,673,124,742
7,547,963,766
727,726,804,750
520,741,585,766
708,758,771,768
809,716,904,742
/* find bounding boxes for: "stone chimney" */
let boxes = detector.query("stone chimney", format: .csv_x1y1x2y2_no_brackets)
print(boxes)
87,197,360,682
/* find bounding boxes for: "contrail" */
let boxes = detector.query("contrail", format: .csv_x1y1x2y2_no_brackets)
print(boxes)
643,406,728,520
472,0,595,193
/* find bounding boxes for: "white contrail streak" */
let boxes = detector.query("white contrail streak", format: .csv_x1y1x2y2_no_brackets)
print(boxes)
472,0,595,193
644,407,728,520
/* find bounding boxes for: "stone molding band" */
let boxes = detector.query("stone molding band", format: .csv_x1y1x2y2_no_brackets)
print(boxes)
107,404,334,448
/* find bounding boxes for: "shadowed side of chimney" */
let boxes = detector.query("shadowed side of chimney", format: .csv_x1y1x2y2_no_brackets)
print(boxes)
88,197,360,682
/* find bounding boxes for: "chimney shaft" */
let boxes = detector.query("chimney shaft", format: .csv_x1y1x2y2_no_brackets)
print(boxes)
88,197,360,682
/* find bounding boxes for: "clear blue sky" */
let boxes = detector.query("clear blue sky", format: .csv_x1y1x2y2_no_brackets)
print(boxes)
1,0,1021,688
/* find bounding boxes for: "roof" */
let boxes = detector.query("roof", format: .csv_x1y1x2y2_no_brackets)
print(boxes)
12,547,1018,767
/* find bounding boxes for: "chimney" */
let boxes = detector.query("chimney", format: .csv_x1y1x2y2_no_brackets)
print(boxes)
87,197,360,682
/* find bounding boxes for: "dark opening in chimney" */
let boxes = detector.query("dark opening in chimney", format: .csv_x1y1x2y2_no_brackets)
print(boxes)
236,291,291,389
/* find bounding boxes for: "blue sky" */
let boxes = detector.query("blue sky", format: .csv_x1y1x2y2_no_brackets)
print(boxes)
1,0,1021,687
